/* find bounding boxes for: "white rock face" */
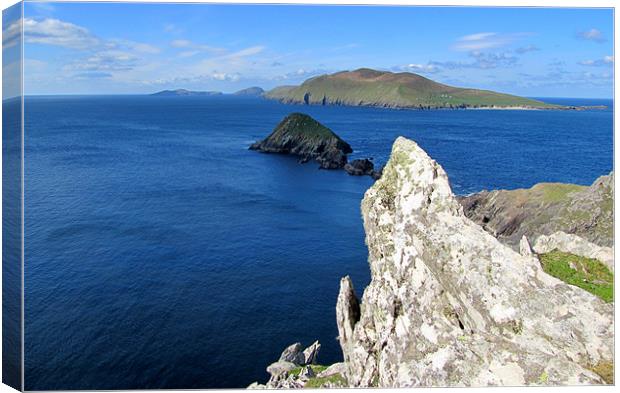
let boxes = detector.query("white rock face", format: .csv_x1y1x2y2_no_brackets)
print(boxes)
336,137,613,387
533,231,614,272
519,235,534,257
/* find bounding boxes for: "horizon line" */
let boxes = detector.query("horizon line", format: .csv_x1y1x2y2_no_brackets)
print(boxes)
13,93,615,100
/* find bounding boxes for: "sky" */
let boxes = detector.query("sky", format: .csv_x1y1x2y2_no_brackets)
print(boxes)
2,2,614,97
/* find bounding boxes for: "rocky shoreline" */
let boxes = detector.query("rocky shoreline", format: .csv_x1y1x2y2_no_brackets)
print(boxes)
458,172,613,248
251,137,613,388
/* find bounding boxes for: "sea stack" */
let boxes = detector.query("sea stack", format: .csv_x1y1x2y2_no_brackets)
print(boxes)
250,113,352,169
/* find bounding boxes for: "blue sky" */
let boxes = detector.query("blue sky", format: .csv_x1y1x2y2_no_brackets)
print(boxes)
5,2,614,97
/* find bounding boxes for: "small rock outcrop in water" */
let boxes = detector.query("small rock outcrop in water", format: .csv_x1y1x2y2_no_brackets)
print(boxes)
344,158,380,177
459,172,613,248
249,113,352,169
533,231,614,272
336,137,613,387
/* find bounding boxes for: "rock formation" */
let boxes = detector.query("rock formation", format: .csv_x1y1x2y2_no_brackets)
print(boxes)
248,341,347,389
344,158,382,179
459,172,613,248
519,235,534,257
249,113,352,169
336,137,613,387
533,231,614,272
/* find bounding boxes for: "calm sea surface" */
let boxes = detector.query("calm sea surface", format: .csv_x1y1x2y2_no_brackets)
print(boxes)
23,96,612,389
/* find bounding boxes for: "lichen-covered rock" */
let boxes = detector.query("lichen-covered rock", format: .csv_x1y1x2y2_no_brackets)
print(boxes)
266,361,296,378
278,343,305,364
337,137,613,388
519,235,534,257
533,231,614,272
317,362,347,378
302,341,321,365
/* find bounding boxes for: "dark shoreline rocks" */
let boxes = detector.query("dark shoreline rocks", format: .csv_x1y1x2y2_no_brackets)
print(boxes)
344,158,382,179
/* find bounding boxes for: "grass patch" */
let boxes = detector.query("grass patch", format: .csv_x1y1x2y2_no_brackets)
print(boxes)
541,184,583,203
304,373,347,388
539,251,613,302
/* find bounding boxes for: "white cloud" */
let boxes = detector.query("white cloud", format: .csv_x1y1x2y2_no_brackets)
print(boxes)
163,23,183,34
453,32,529,51
225,45,265,58
178,50,200,58
23,18,101,49
515,45,540,54
402,51,519,73
576,28,606,43
2,19,21,49
171,39,192,48
211,71,241,81
578,55,614,67
396,63,440,74
125,41,160,54
170,39,227,56
64,50,138,72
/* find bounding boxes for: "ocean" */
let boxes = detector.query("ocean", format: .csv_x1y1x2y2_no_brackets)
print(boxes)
22,95,612,389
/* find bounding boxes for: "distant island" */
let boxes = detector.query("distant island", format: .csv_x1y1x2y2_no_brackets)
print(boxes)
150,89,223,96
233,87,265,96
265,68,567,110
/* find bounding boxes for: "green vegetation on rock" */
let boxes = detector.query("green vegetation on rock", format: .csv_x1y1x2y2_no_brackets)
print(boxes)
265,68,561,109
289,365,328,377
539,250,613,302
304,373,347,388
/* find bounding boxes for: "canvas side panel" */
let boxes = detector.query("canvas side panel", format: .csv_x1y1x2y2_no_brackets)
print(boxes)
2,1,24,391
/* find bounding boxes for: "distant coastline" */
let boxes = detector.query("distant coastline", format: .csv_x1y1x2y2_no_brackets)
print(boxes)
147,68,607,111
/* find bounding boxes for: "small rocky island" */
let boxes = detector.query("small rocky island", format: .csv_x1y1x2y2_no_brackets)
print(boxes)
250,113,352,169
250,113,381,178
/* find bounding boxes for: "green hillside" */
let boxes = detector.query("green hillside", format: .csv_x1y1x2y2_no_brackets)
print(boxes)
265,68,560,109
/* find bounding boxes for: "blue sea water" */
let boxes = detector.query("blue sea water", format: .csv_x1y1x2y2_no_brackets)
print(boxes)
23,96,612,389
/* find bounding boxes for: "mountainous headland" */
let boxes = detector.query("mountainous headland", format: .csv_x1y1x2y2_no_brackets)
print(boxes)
264,68,592,110
234,87,265,96
251,137,613,388
150,89,223,96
